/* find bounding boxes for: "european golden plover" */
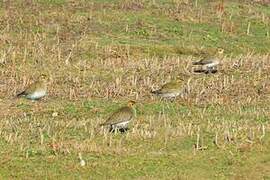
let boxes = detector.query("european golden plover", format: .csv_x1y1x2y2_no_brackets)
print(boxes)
16,74,48,100
151,78,187,99
193,48,223,74
100,100,136,132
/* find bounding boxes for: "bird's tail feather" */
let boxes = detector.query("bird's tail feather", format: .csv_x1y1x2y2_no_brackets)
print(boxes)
16,91,26,97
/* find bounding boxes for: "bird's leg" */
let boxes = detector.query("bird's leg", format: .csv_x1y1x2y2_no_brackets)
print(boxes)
212,67,218,73
113,128,119,134
207,66,218,74
205,69,210,74
109,126,114,133
119,127,129,133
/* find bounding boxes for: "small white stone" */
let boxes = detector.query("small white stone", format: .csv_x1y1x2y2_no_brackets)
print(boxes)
52,112,58,117
80,159,86,167
78,153,86,167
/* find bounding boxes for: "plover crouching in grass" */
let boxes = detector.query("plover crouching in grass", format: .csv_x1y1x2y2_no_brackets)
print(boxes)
100,100,136,133
193,48,223,74
193,58,220,74
16,74,48,100
151,75,190,100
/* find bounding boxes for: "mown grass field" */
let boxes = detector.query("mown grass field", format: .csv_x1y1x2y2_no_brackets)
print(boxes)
0,0,270,179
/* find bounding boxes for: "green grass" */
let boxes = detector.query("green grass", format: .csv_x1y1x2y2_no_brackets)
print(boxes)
0,0,270,179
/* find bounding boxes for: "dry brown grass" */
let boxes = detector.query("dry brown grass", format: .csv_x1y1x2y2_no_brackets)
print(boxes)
1,52,269,104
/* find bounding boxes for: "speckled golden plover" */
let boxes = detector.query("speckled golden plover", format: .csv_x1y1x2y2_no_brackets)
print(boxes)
151,78,188,99
16,74,47,100
193,48,223,74
100,100,136,132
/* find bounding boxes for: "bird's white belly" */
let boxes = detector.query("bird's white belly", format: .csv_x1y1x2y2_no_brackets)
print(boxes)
27,90,46,100
113,121,130,128
205,61,219,68
160,92,181,98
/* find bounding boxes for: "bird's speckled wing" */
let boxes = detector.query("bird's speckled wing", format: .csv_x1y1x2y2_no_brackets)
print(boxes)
200,59,215,65
194,57,218,65
104,107,133,125
24,81,46,94
158,81,182,93
24,82,38,94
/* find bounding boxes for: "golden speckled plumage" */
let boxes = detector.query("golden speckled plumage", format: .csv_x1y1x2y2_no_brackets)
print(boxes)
151,79,186,99
193,48,223,74
100,101,136,131
16,74,47,100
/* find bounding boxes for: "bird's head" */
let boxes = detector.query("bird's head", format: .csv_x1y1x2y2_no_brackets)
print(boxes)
39,74,50,84
127,100,136,108
217,48,224,55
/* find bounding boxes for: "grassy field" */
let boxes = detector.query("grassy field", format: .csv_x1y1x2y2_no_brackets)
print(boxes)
0,0,270,179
